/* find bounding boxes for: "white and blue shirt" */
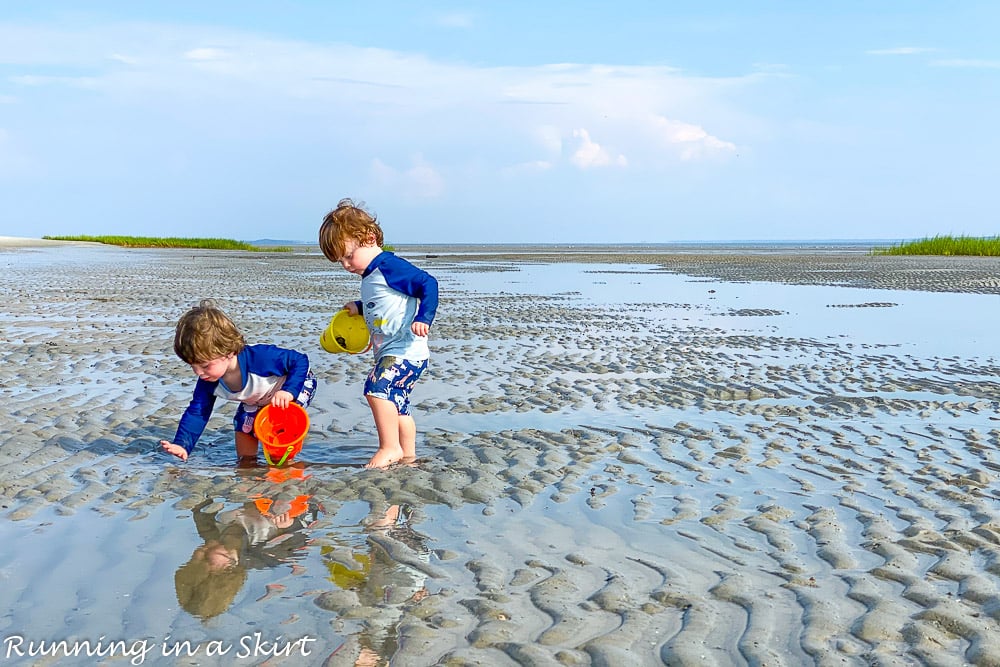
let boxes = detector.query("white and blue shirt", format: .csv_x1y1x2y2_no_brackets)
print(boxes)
355,251,438,362
173,344,311,453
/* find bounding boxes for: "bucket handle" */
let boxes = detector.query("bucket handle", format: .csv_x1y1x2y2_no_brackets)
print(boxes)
263,444,295,467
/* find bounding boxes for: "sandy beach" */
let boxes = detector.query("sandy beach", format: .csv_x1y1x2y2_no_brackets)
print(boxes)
1,238,999,666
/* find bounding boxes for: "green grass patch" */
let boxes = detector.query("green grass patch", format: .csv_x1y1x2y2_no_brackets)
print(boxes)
42,235,292,252
872,235,1000,256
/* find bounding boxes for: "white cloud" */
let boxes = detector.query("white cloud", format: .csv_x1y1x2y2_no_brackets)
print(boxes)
108,53,140,66
648,116,737,160
493,63,744,166
501,160,553,176
535,125,563,157
570,128,626,169
931,58,1000,69
867,47,937,56
370,155,445,199
9,75,49,86
184,47,229,61
0,20,750,182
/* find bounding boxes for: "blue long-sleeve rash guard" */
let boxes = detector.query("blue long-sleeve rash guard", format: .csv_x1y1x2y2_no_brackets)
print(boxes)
354,251,439,361
172,344,310,454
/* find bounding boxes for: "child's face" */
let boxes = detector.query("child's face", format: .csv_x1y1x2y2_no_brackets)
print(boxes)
198,542,239,571
337,238,380,275
189,354,234,382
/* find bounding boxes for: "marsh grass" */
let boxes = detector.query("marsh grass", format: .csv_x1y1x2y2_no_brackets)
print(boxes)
42,235,291,252
872,235,1000,256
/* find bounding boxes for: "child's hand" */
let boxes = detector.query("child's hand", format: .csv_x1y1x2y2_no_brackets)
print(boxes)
343,302,359,316
411,321,429,337
160,440,189,462
271,390,294,408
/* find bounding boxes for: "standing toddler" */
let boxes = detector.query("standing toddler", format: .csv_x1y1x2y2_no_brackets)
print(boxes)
319,199,438,468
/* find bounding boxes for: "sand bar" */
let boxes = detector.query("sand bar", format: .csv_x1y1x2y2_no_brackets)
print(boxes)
0,243,998,665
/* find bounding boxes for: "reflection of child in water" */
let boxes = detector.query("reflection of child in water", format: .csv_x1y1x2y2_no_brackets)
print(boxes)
323,505,431,666
174,496,314,619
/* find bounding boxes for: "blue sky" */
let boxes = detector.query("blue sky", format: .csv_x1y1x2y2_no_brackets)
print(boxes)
1,2,998,243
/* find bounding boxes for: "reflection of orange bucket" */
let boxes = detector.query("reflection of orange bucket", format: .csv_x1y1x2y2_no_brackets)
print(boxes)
265,467,309,484
253,494,311,519
254,403,310,466
320,310,371,354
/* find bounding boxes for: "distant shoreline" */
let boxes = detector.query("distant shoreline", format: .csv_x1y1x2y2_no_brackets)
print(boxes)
0,236,961,258
294,239,898,251
1,236,896,255
394,241,886,256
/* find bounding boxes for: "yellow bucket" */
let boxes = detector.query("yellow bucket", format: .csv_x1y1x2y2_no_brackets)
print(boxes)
320,310,371,354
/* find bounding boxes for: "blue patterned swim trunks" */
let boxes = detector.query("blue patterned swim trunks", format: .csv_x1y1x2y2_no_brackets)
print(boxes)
364,356,428,416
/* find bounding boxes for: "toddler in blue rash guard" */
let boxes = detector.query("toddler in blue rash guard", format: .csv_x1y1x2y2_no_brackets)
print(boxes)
318,198,438,469
160,299,317,464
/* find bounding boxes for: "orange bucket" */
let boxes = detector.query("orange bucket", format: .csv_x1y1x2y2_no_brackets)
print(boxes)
253,494,311,519
254,403,310,466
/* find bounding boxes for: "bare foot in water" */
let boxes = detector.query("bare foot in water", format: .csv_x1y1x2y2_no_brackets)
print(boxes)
365,447,403,469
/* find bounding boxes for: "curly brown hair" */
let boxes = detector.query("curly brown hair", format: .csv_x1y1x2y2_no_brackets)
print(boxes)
174,542,247,619
173,299,246,364
318,198,384,262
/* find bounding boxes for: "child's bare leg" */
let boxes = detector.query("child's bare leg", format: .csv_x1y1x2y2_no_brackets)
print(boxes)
399,415,417,460
366,395,404,468
367,504,400,530
235,431,259,460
